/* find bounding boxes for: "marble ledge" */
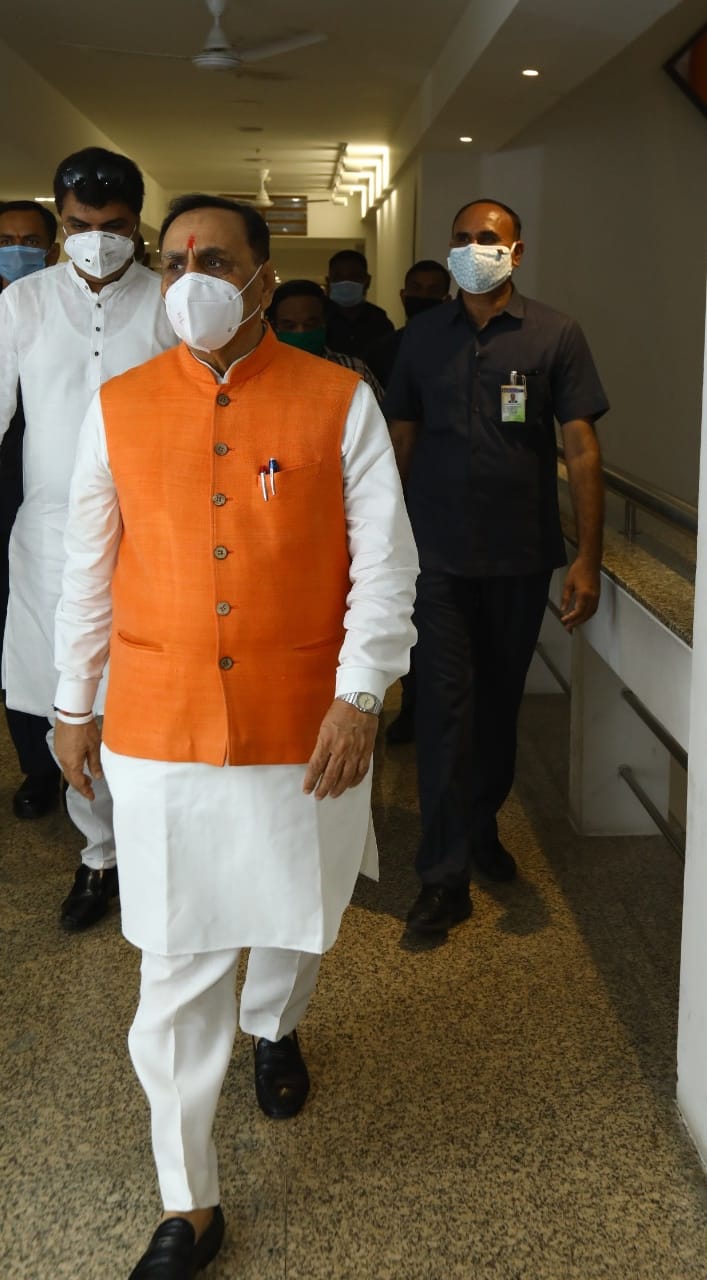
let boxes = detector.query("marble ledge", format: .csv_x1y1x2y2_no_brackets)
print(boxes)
561,515,694,648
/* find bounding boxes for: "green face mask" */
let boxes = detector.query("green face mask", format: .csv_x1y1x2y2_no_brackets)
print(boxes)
276,327,327,356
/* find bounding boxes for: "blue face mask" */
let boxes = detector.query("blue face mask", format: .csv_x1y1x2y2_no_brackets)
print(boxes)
328,279,365,307
0,244,48,283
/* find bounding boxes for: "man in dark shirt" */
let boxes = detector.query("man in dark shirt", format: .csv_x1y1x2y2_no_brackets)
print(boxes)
325,249,393,357
0,201,61,819
365,258,450,389
384,198,608,940
365,259,450,745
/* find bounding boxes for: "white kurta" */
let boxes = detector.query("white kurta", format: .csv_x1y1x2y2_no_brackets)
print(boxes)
0,260,176,714
54,372,419,956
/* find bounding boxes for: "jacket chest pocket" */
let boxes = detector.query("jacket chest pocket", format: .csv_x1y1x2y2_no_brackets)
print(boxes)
251,458,322,506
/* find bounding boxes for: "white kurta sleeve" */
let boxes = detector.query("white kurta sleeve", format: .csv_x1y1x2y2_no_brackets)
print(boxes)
0,291,20,447
54,393,121,712
336,380,419,702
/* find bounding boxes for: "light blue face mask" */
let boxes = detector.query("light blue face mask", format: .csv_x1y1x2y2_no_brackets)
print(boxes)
328,279,365,307
0,244,48,283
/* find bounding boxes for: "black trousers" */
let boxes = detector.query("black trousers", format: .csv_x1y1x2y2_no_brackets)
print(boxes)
414,568,552,887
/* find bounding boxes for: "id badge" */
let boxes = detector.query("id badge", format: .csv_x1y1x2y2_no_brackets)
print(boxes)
501,382,526,423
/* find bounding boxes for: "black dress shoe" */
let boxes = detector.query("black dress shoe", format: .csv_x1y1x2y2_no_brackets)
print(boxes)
472,839,517,882
129,1206,225,1278
385,706,415,745
253,1030,310,1119
60,863,119,932
12,772,60,820
405,883,472,935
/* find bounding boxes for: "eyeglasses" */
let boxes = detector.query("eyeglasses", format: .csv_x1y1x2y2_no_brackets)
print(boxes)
59,161,127,191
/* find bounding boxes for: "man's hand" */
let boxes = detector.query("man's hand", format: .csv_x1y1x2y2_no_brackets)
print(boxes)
560,557,600,631
54,718,103,801
303,699,379,800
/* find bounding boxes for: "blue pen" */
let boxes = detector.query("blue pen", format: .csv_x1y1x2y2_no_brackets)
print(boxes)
268,457,280,495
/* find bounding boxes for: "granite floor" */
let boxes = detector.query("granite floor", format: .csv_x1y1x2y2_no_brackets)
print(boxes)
2,692,707,1280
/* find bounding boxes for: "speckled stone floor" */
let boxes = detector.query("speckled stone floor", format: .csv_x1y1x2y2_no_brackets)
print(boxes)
2,692,707,1280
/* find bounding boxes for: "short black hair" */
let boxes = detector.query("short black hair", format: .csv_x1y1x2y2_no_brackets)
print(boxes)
267,278,326,325
404,259,450,290
159,193,270,263
0,199,57,243
53,147,145,215
451,199,522,239
328,248,368,273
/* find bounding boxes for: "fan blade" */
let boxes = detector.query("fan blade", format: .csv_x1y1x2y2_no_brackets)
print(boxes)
58,40,189,60
238,31,327,63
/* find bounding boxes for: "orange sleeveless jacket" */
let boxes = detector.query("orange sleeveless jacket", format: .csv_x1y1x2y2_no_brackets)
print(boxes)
100,329,358,765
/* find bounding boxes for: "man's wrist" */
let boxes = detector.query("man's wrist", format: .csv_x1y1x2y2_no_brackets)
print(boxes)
53,706,95,725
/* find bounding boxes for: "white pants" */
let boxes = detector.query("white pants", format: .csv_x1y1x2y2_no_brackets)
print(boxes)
47,722,116,870
128,946,321,1209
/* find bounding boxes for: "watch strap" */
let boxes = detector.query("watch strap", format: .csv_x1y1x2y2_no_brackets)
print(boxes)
335,691,383,716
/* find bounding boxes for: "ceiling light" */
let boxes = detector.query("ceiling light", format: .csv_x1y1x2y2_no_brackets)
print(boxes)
34,196,55,202
459,136,473,143
522,68,540,77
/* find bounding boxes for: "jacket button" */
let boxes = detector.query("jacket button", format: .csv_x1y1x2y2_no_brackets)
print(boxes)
216,393,230,407
216,601,231,615
212,492,227,506
214,442,229,456
214,545,228,559
219,656,234,670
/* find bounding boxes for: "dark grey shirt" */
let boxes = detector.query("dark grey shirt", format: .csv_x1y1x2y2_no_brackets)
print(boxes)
383,289,609,577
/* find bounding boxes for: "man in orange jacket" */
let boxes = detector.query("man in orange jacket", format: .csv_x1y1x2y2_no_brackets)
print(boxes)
54,194,418,1279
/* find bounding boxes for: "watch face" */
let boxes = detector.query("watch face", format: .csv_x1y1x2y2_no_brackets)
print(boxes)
357,693,377,712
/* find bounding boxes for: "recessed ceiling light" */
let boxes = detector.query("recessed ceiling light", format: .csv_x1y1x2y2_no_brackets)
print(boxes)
34,196,55,202
459,135,473,143
522,68,540,77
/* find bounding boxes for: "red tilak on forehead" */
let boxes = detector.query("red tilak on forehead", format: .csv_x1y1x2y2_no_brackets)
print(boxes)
187,234,196,250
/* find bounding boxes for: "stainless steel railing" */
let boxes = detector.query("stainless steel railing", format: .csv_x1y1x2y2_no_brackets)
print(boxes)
557,448,698,539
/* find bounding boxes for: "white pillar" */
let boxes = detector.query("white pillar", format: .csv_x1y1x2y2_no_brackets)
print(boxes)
677,288,707,1159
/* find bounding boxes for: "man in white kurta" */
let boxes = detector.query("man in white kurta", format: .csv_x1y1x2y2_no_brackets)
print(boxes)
53,195,418,1278
0,147,175,931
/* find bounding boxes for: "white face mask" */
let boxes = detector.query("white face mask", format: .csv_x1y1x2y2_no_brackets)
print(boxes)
164,266,263,352
63,227,136,280
447,242,517,295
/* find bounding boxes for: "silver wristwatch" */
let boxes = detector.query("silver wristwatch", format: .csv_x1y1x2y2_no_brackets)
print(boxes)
336,691,383,716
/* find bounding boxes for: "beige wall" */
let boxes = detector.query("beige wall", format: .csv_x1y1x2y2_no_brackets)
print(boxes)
412,0,707,503
375,160,419,327
0,38,167,231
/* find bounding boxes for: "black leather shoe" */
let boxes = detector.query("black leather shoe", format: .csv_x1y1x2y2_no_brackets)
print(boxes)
405,884,472,935
385,706,415,745
253,1030,310,1119
60,863,119,932
12,772,60,820
473,839,517,882
128,1206,225,1278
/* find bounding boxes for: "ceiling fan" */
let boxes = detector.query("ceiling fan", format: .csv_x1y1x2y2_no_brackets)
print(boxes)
60,0,327,74
251,169,273,208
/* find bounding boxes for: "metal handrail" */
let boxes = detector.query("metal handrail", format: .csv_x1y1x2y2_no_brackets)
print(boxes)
557,447,697,536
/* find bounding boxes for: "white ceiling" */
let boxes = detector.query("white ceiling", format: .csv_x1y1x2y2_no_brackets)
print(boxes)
0,0,686,200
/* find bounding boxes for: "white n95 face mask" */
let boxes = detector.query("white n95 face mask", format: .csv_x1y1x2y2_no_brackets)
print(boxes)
447,242,516,295
63,229,136,280
164,266,262,352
